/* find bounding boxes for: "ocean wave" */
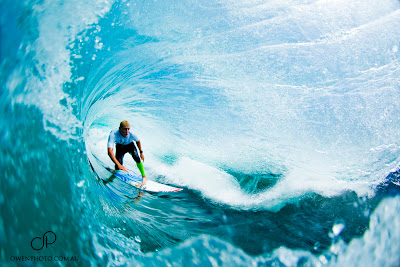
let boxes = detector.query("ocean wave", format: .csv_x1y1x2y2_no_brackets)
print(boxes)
1,0,400,265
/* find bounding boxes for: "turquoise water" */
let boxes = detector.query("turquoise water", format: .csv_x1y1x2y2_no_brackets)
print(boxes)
1,0,400,266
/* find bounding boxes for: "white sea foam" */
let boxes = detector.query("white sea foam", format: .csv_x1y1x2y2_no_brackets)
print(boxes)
6,0,114,139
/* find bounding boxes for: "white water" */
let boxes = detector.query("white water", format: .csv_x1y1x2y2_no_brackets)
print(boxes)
3,0,400,265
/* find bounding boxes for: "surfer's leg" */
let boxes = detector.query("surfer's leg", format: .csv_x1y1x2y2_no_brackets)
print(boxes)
127,143,146,177
127,142,140,163
136,162,146,177
115,144,128,169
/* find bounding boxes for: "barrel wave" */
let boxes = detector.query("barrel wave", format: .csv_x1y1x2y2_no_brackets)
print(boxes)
1,0,400,265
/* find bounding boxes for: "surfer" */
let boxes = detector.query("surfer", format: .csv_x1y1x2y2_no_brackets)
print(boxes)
107,120,146,184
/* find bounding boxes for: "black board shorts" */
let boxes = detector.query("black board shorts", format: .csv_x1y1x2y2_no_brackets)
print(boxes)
115,142,140,168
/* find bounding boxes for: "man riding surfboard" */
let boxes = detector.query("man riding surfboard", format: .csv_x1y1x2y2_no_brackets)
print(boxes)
107,120,146,185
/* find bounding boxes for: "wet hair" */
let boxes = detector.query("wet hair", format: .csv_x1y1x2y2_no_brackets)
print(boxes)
119,120,130,128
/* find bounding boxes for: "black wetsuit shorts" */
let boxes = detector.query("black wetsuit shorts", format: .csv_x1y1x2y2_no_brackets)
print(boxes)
115,142,140,169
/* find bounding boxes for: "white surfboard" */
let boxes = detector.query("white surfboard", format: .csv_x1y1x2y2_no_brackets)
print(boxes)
109,169,182,193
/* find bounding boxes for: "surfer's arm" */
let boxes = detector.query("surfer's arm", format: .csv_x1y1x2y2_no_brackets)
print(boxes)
135,141,146,185
107,147,128,172
136,141,144,161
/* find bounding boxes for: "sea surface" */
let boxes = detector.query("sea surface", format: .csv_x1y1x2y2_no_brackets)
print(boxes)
1,0,400,266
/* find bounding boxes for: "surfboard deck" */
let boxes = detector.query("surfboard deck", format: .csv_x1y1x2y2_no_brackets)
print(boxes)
107,168,182,193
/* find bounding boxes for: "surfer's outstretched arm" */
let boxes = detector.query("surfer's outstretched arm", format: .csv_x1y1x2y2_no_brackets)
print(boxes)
136,141,145,162
108,147,128,172
135,141,146,185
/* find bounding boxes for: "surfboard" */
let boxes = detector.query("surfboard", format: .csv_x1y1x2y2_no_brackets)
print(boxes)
108,168,183,193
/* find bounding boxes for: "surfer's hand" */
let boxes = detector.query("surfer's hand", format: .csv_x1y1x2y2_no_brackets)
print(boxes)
118,165,128,172
140,153,144,162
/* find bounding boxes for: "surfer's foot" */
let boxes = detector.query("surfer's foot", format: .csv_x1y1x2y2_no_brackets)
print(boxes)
141,176,147,185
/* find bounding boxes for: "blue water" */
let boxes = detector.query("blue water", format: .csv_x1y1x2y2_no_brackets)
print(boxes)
1,0,400,266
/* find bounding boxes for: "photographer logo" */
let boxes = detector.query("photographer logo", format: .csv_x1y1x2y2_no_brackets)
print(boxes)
31,231,56,250
9,231,80,262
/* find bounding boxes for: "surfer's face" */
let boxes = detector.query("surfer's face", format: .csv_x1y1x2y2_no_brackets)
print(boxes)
119,126,130,137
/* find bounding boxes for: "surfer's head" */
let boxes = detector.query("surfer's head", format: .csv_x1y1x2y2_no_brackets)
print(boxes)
119,120,130,137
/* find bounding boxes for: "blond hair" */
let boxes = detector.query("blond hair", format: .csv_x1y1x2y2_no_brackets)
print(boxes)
119,120,130,128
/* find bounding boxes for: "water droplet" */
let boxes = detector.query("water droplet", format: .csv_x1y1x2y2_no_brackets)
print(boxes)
332,223,345,236
134,236,141,243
